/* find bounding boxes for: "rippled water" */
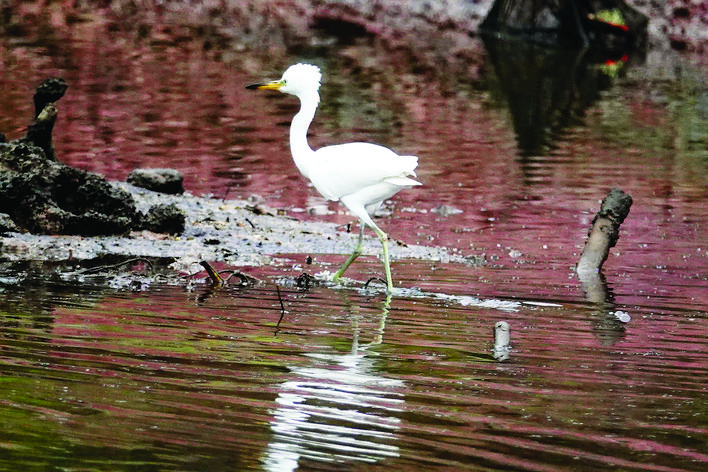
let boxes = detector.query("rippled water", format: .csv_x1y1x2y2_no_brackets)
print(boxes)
1,263,706,471
1,5,707,472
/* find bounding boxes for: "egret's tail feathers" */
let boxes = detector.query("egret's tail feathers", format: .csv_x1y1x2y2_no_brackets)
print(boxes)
401,155,419,169
396,155,421,185
385,175,422,187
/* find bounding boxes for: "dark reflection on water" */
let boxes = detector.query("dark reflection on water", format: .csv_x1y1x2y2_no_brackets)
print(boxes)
482,37,639,159
1,6,708,472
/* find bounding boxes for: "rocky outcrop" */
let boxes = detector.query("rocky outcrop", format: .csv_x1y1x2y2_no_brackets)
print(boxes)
0,78,185,236
0,141,184,235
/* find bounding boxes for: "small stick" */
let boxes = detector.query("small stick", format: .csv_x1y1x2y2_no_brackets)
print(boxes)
275,285,286,328
364,277,387,290
78,257,154,274
222,271,256,286
200,260,225,286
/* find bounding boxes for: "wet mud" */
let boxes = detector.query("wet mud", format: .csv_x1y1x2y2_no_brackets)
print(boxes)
0,179,464,278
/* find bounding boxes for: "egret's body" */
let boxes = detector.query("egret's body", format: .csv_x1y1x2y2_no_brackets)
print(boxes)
247,63,421,291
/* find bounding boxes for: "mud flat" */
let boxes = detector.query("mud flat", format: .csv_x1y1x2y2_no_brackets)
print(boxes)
0,180,465,275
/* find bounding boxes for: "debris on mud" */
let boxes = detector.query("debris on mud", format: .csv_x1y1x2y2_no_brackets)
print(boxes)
127,168,185,195
0,178,462,276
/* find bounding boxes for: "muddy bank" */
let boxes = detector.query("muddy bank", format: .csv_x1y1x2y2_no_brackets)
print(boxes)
0,180,467,276
0,127,464,279
0,50,464,280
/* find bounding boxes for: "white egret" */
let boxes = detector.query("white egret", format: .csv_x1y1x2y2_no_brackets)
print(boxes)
247,63,421,292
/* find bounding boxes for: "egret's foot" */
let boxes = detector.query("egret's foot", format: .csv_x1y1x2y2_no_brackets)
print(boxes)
330,267,353,286
329,270,350,287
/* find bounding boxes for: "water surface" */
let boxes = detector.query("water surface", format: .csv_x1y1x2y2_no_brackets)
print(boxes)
1,7,707,471
1,263,706,471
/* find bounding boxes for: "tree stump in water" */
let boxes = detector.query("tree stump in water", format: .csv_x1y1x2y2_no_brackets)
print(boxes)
577,188,633,275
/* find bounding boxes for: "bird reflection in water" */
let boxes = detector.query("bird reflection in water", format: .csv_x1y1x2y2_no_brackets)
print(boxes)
262,294,404,470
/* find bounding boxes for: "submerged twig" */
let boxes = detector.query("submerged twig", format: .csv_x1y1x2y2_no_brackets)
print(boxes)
363,277,387,290
222,270,259,286
199,260,259,287
78,257,155,275
275,285,286,329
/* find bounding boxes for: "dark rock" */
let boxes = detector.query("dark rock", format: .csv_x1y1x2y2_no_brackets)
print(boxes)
127,168,184,194
672,7,690,20
139,203,185,235
480,0,648,52
0,78,185,237
0,142,138,235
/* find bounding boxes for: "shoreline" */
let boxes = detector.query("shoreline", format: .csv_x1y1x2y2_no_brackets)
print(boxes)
0,181,467,275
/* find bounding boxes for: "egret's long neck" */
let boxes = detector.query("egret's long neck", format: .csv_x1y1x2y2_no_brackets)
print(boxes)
289,90,319,177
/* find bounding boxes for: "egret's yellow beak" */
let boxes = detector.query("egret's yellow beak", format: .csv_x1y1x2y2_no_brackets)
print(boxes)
246,80,284,91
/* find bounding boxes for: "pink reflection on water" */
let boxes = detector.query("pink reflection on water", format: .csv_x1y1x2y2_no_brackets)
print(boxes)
1,13,706,315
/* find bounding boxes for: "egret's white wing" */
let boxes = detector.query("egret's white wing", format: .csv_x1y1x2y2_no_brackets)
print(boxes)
307,142,420,201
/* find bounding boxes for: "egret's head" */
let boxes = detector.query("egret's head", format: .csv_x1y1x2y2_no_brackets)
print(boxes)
247,63,321,98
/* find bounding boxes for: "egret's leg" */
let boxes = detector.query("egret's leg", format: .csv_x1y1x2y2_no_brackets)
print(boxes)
336,198,396,292
332,221,365,282
373,227,394,293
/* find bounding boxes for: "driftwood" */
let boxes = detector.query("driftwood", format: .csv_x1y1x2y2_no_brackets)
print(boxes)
577,188,633,275
33,77,68,119
23,103,58,161
576,188,633,339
